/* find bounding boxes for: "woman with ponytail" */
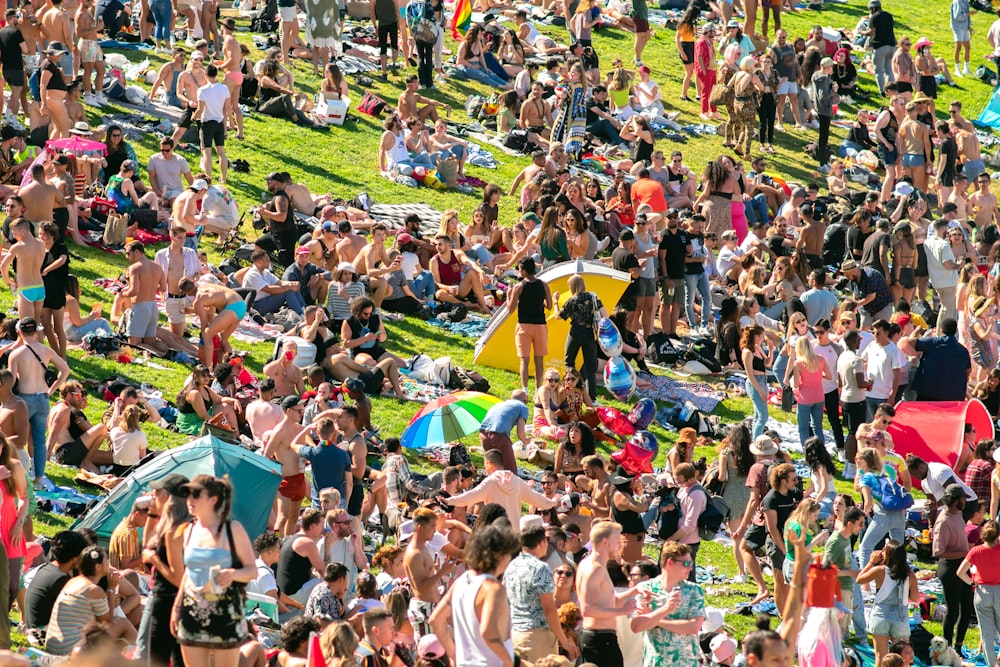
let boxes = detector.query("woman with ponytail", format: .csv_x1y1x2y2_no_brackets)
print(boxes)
170,475,257,667
959,520,1000,667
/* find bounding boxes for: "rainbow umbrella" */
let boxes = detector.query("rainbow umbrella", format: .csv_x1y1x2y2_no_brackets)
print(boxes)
401,391,501,449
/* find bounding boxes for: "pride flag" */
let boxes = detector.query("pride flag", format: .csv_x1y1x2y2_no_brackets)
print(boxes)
451,0,471,40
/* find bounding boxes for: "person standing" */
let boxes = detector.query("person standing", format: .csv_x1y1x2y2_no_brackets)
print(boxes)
810,57,836,171
695,25,719,120
506,258,551,394
122,242,169,356
860,320,904,419
838,330,871,479
576,521,637,667
951,0,972,77
934,484,973,650
506,525,580,662
865,0,897,94
554,275,607,403
957,520,1000,667
791,336,832,447
666,463,708,578
478,391,529,474
769,30,804,131
841,260,894,327
193,64,231,184
631,541,706,667
371,0,399,78
429,525,520,667
632,0,649,66
658,212,692,338
403,507,456,639
0,10,29,121
924,218,961,323
155,226,200,337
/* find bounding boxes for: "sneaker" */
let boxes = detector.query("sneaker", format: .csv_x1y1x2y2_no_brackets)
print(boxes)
808,119,820,129
964,63,972,75
96,93,109,106
818,164,831,174
955,66,963,78
775,123,786,131
842,462,856,480
634,59,644,67
596,236,611,253
83,92,99,106
733,574,747,584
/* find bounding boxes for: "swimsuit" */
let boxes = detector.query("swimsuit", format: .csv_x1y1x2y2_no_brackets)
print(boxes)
77,39,101,63
20,285,45,303
279,472,307,501
225,70,245,86
223,301,247,320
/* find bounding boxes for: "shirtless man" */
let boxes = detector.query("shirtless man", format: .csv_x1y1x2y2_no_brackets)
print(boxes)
949,174,972,224
20,164,64,226
307,220,340,272
398,77,451,123
262,339,306,398
352,223,393,307
263,395,309,536
519,82,552,138
327,339,406,399
245,377,283,444
17,3,41,58
335,221,367,264
171,52,209,146
215,18,244,141
508,150,547,198
171,179,208,238
953,122,986,184
0,218,45,320
75,0,106,105
50,156,83,245
949,100,975,134
970,173,1000,230
795,203,826,270
39,0,74,77
178,277,246,366
404,506,457,637
576,521,637,667
283,177,331,218
154,226,200,336
120,242,168,355
9,318,69,486
579,455,612,518
46,381,111,474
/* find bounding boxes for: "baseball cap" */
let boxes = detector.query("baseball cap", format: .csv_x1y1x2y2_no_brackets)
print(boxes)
522,212,541,224
190,178,208,192
520,514,544,532
280,395,302,410
295,246,311,256
265,171,283,182
619,228,635,241
190,50,205,60
321,221,336,232
638,65,651,73
397,232,413,245
320,205,337,219
336,261,356,273
417,635,445,660
16,318,38,334
343,377,365,393
149,473,191,496
0,126,22,141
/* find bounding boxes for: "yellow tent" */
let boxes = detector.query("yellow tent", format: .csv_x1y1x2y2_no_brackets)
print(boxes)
474,260,632,373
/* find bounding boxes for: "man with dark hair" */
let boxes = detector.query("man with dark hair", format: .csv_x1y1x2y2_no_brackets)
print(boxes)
264,395,309,537
276,507,327,609
293,416,353,509
506,525,580,661
24,530,88,636
194,62,230,183
245,377,282,444
908,318,971,401
861,218,891,277
585,85,624,146
801,270,839,325
121,241,169,354
824,505,865,633
612,228,641,329
242,249,305,316
859,319,903,418
248,532,282,605
303,562,348,620
404,506,456,639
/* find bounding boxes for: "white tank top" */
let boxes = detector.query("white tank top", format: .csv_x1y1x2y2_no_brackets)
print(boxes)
521,22,540,46
389,130,410,167
453,572,513,667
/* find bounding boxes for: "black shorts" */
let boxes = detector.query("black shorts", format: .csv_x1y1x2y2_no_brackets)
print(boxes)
918,75,938,100
52,207,69,240
358,367,385,394
896,81,913,94
378,22,398,55
915,243,928,277
53,439,88,467
179,105,195,129
347,478,364,516
579,629,623,667
744,525,768,552
580,43,599,71
939,169,956,188
680,41,695,64
895,267,916,289
200,119,226,148
3,69,25,88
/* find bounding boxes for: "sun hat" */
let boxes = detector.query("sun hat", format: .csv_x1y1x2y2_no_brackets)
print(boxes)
711,635,738,663
43,41,69,55
750,435,779,456
840,259,860,273
703,608,726,633
336,261,356,273
69,121,93,135
893,181,915,197
914,37,933,50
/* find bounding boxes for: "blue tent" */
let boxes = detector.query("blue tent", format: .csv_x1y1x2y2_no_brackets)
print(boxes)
73,435,281,545
976,84,1000,129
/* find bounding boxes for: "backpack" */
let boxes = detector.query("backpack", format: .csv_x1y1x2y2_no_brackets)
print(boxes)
449,367,490,393
357,91,387,116
645,332,679,365
876,474,914,511
406,0,441,44
504,129,529,152
692,483,730,541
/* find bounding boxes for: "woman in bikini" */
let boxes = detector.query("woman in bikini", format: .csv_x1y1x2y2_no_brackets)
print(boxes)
890,221,917,304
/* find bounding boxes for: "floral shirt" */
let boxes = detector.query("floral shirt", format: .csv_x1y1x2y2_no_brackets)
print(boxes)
635,578,705,667
304,583,344,621
504,552,555,631
558,292,603,328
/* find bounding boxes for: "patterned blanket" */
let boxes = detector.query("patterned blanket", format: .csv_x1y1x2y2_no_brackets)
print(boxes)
635,375,725,413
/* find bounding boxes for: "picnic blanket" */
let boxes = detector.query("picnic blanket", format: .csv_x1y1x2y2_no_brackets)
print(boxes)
232,320,283,344
635,375,725,413
427,314,489,338
399,372,454,402
112,98,185,123
369,203,442,237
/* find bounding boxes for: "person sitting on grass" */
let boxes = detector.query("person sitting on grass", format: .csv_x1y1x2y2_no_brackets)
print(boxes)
45,382,111,475
430,235,493,313
174,364,241,435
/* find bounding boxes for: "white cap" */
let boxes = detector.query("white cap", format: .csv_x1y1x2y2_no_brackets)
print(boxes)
702,607,726,633
190,178,208,192
520,514,543,532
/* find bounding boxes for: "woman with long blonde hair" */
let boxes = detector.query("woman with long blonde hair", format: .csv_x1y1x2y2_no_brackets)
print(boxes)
783,497,826,584
607,66,634,118
320,621,359,667
791,335,832,449
959,268,985,348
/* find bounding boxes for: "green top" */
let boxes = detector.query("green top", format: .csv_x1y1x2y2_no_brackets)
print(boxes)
783,520,814,563
824,531,854,590
631,0,648,22
609,86,631,111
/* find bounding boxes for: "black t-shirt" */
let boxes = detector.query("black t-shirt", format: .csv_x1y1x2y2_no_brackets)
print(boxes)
861,230,889,274
686,233,706,275
612,246,640,300
766,233,790,260
823,221,849,266
847,226,871,260
24,563,70,629
870,10,896,49
940,136,957,176
658,228,691,279
0,27,24,71
761,488,803,536
585,96,607,125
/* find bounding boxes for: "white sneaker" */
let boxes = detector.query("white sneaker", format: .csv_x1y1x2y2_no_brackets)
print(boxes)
83,92,99,106
733,574,747,584
842,462,856,480
96,93,109,106
596,236,611,253
809,119,820,129
818,164,831,174
964,63,972,75
775,123,786,131
955,66,964,78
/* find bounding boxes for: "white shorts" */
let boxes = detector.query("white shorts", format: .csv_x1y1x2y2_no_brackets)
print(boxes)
777,81,798,96
163,187,183,201
165,295,192,325
953,27,971,42
279,6,297,21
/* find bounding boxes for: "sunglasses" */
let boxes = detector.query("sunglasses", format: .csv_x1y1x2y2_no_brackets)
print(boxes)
546,377,560,383
672,559,694,568
189,488,207,499
555,570,573,576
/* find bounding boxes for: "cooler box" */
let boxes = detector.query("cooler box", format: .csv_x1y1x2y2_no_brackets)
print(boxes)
325,98,349,126
246,592,279,623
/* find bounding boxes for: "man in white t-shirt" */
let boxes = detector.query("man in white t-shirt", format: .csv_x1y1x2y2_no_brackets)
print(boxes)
242,248,306,315
147,138,193,203
195,63,231,184
715,230,744,283
859,319,903,418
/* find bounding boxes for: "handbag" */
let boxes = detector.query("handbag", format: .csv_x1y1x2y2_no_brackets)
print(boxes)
357,91,387,117
103,211,127,246
709,79,734,107
200,411,238,442
590,292,601,329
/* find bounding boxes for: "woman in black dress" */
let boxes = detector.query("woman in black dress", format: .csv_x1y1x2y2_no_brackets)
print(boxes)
39,221,68,357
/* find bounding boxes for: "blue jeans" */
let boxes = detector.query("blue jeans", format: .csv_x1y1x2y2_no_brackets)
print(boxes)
20,392,49,480
468,243,492,266
410,271,436,300
859,506,906,569
746,375,769,438
392,157,434,177
483,51,510,82
744,194,769,225
684,272,712,327
976,584,1000,667
431,145,465,164
866,396,889,420
408,151,437,168
453,64,508,88
149,0,172,42
255,289,306,315
796,401,825,446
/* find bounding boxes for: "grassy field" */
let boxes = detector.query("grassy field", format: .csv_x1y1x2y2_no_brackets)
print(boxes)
7,0,996,646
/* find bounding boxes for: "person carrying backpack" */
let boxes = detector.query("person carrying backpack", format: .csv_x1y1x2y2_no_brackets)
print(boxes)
665,462,707,581
857,447,913,568
406,0,441,88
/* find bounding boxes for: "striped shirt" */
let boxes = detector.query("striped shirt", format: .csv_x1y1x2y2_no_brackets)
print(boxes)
109,518,140,570
46,586,109,655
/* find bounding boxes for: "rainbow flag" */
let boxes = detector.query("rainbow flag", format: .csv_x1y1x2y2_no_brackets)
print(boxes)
451,0,471,40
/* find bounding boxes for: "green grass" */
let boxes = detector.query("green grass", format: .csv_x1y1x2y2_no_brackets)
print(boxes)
8,0,996,646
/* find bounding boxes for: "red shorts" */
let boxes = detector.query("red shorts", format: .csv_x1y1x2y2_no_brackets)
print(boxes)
279,472,307,502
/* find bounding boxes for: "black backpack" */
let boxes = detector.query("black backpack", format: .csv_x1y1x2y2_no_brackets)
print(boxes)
646,332,679,365
691,483,730,541
250,0,278,33
449,367,490,393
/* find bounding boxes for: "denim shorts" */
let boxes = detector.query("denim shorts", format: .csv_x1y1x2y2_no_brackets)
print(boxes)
869,605,910,638
902,153,926,168
878,144,898,167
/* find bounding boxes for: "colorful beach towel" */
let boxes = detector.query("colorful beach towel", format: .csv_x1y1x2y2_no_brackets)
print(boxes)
636,375,725,413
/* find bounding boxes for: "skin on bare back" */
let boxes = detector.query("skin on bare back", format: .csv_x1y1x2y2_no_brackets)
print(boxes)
336,234,366,264
126,257,166,304
20,179,62,222
4,234,44,291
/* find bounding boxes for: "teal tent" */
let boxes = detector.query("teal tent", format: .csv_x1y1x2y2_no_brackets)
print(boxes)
72,436,281,545
976,84,1000,129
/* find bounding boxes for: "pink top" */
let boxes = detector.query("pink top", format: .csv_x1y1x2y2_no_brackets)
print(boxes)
795,363,826,405
0,482,25,558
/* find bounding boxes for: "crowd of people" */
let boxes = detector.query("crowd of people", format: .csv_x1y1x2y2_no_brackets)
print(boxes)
0,0,991,665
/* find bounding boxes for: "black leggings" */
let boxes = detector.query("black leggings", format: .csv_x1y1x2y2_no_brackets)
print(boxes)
939,557,974,648
416,40,434,88
817,114,832,165
758,94,776,144
565,324,598,403
579,629,623,667
824,389,845,450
